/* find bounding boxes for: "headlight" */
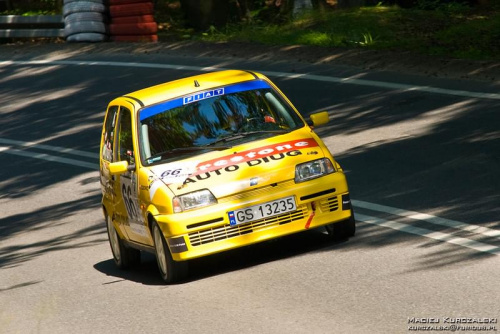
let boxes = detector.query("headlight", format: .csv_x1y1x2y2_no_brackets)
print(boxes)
295,158,335,183
173,189,217,213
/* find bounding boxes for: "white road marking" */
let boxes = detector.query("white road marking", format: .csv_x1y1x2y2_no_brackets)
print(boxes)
0,138,99,159
1,146,96,169
357,213,500,255
1,60,500,100
353,200,500,238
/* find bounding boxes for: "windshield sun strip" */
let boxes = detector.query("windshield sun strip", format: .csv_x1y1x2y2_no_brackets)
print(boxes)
139,80,272,121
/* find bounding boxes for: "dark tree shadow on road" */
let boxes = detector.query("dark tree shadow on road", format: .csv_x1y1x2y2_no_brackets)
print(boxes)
0,56,499,275
0,193,101,239
0,280,43,292
0,193,106,268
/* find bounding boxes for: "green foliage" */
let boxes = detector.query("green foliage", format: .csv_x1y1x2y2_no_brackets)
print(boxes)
0,0,61,15
415,0,471,12
163,3,499,61
433,13,500,59
0,10,57,15
193,7,401,49
360,32,376,46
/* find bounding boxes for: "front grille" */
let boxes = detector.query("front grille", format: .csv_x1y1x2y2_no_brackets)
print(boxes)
319,196,339,212
188,205,307,247
187,217,224,229
300,188,336,201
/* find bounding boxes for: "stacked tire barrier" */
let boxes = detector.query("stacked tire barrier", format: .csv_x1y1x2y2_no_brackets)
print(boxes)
63,0,108,42
109,0,158,42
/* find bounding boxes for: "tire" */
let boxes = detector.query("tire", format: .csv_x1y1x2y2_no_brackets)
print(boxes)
111,35,158,42
111,14,154,24
65,21,107,37
109,22,157,35
109,2,154,18
64,12,105,25
66,32,107,42
64,0,104,4
63,2,106,17
325,209,356,241
109,0,149,4
152,221,188,284
106,215,141,269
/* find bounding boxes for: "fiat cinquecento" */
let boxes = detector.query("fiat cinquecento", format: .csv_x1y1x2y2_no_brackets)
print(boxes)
100,70,355,283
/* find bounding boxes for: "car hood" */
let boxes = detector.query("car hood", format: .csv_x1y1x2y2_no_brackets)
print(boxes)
146,128,327,198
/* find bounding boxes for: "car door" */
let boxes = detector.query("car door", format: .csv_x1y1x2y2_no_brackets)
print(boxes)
113,105,151,244
100,105,130,238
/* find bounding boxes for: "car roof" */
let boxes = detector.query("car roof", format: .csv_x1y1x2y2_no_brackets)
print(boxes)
119,69,265,109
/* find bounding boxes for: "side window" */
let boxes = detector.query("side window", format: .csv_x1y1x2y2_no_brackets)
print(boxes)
116,107,135,165
102,106,118,162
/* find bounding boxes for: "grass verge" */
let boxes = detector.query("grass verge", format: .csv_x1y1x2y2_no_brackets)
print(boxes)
158,4,500,61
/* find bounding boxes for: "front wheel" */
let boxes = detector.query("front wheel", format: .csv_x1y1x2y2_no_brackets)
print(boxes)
106,214,140,269
325,210,356,241
152,221,188,284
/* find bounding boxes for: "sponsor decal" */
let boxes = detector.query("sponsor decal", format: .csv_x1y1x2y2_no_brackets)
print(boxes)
194,138,318,174
150,161,199,190
167,236,188,253
148,178,162,201
183,88,224,105
181,138,318,184
120,173,148,236
140,80,271,121
148,138,319,186
342,194,351,211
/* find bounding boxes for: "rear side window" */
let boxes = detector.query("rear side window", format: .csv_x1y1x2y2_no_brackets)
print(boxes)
102,106,118,162
116,107,135,165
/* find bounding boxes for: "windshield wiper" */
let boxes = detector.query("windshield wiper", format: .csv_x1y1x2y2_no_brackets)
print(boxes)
147,145,230,163
207,130,290,146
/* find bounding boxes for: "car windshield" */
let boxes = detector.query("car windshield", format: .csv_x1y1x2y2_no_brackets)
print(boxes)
139,81,304,165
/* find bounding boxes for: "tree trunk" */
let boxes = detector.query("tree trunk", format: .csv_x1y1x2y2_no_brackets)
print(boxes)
180,0,230,30
237,0,251,22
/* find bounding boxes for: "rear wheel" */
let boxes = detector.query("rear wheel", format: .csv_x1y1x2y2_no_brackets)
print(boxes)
325,210,356,241
152,221,188,284
106,214,140,269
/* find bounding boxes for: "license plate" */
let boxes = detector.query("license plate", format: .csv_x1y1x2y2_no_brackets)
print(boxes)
228,196,296,226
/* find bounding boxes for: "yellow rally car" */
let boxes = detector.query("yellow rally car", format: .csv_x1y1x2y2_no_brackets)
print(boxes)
100,70,355,283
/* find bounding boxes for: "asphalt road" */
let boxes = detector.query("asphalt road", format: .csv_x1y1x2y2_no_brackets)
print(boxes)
0,44,499,334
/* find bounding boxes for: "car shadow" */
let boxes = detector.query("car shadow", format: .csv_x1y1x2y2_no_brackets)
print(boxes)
93,228,351,285
94,253,165,286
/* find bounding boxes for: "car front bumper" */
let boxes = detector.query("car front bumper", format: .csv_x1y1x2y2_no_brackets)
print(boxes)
155,172,352,261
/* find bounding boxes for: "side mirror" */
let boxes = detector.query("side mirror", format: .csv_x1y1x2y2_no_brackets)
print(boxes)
109,161,135,175
308,111,329,127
